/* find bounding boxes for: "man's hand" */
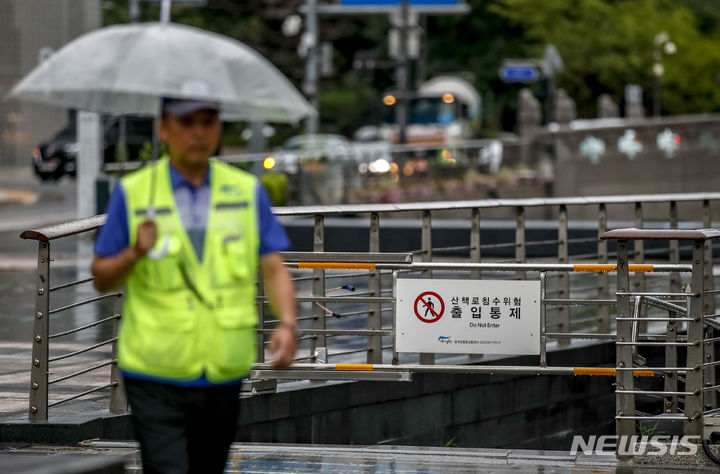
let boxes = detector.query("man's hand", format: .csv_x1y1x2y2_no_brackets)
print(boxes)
91,219,158,292
269,323,297,369
134,219,158,257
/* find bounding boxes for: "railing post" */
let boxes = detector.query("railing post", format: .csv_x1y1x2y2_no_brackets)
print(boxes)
703,200,714,315
420,210,434,365
109,293,127,414
539,272,547,367
29,241,51,422
470,207,484,361
311,214,326,361
704,322,717,412
597,204,609,334
685,239,705,436
367,212,383,364
256,270,266,363
615,239,635,440
557,204,569,340
470,207,481,280
634,203,647,334
515,206,526,280
665,201,679,414
702,200,717,412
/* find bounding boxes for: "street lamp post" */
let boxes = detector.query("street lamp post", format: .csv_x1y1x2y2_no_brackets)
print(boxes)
303,0,320,135
653,31,676,117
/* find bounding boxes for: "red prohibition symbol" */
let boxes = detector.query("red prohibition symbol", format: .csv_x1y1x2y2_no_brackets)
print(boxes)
414,291,444,323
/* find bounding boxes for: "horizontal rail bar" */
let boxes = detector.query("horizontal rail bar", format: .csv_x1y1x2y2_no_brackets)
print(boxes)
251,369,412,381
615,415,690,421
703,384,720,392
322,347,379,358
299,262,376,270
47,382,117,408
21,214,107,241
543,299,616,306
616,341,696,347
573,368,655,376
616,292,695,297
49,293,123,315
616,390,697,396
544,333,616,340
567,237,601,244
295,296,393,303
615,367,693,372
373,263,693,273
432,245,472,253
282,252,412,263
273,193,720,217
50,277,95,292
49,314,121,339
48,338,118,363
525,239,560,247
20,194,720,241
290,275,317,283
616,317,694,322
479,242,517,250
48,360,116,385
310,306,392,319
703,337,720,345
257,329,393,336
250,363,657,377
703,360,720,368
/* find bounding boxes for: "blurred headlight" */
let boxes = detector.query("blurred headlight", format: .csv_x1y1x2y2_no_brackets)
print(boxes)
368,158,391,173
263,156,277,170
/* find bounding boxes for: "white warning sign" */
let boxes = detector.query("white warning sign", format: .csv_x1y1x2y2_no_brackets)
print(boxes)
396,278,541,355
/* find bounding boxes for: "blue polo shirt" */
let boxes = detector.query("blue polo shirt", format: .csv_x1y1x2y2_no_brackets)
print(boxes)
94,161,290,386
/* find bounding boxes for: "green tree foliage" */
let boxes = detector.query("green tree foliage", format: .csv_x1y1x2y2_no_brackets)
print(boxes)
101,0,720,133
491,0,720,116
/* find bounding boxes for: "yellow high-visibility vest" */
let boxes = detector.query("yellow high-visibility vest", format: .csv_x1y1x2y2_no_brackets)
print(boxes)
118,157,259,383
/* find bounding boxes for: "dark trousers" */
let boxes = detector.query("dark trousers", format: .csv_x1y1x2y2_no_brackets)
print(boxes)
124,377,242,474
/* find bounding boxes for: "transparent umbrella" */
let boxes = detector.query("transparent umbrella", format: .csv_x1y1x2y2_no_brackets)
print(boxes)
8,19,314,260
7,21,315,123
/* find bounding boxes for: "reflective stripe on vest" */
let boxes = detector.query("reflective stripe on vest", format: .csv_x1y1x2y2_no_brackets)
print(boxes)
118,158,259,383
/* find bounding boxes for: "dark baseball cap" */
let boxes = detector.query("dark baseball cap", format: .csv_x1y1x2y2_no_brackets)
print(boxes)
161,97,221,117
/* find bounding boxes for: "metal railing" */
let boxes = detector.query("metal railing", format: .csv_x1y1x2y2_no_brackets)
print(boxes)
21,216,125,423
19,192,720,435
601,228,720,439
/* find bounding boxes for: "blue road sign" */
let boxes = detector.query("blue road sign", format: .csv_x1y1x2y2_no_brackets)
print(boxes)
499,63,539,83
340,0,460,4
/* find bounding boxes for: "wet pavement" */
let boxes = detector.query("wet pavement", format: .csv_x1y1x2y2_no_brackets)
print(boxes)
2,441,720,473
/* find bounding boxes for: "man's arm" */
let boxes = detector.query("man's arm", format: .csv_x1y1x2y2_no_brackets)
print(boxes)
260,252,297,369
91,220,157,292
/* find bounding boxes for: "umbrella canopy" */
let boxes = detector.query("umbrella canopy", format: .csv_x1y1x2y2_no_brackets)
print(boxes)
8,22,315,123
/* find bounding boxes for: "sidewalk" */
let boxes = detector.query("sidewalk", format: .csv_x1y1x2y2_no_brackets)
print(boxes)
3,441,720,473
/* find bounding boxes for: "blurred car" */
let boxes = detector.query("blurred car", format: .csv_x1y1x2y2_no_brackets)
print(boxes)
352,125,394,174
32,115,154,181
271,134,355,174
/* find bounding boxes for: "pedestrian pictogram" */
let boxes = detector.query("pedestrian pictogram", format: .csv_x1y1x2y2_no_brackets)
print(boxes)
414,291,444,323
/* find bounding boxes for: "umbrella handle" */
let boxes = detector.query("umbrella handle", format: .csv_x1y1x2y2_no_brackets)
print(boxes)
144,206,170,260
147,236,171,260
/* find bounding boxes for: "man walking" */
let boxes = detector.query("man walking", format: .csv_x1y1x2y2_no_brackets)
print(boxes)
92,97,297,473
